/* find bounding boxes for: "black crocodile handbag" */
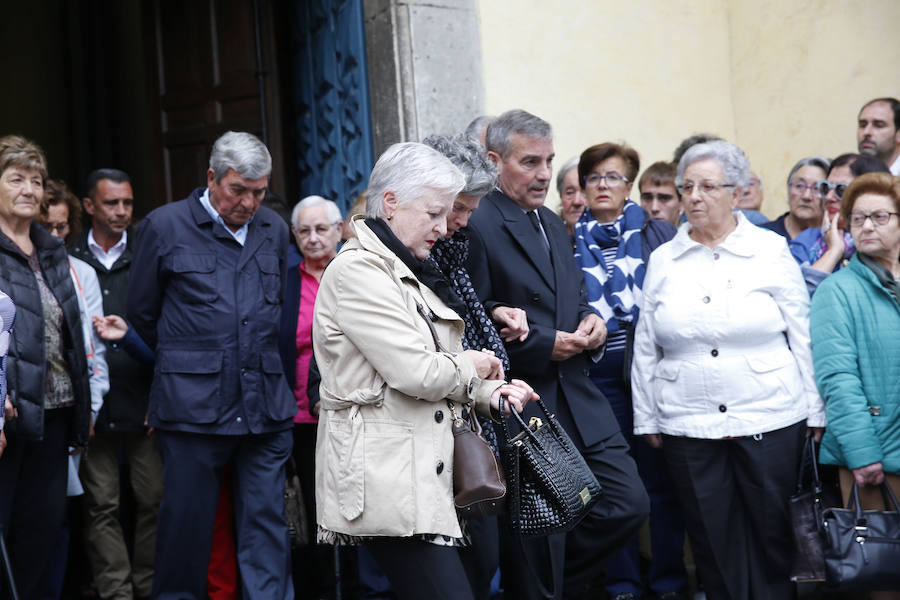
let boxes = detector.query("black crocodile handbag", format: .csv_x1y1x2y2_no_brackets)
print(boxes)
822,481,900,591
498,396,602,537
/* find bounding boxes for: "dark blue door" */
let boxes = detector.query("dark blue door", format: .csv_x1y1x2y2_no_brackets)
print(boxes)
290,0,374,215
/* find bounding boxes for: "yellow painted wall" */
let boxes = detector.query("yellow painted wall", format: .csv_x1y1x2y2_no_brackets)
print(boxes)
477,0,900,218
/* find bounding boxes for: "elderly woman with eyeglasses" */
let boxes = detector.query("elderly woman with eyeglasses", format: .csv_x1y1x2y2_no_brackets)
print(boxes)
810,173,900,599
789,153,891,295
762,156,829,241
631,140,825,600
572,142,683,600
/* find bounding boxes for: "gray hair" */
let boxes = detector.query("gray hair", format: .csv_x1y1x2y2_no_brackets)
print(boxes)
676,140,751,189
556,156,579,196
786,156,830,191
485,109,552,159
290,195,343,230
365,142,465,219
423,134,497,197
209,131,272,182
464,115,494,142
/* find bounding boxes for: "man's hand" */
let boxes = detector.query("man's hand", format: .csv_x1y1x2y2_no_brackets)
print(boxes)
551,330,590,361
0,430,7,459
853,462,885,486
575,313,607,350
461,349,504,381
89,414,96,442
93,315,129,341
491,306,529,342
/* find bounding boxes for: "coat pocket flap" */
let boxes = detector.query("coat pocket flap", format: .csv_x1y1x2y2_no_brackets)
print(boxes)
654,360,680,381
255,254,280,274
158,349,224,374
745,351,793,374
172,253,216,273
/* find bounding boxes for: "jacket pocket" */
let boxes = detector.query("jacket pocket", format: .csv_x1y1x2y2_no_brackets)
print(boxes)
261,350,297,421
155,349,224,423
744,349,799,399
255,254,281,304
171,254,218,304
325,414,416,535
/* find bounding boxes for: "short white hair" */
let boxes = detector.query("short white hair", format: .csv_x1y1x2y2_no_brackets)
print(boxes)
290,195,343,230
365,142,465,219
676,140,750,189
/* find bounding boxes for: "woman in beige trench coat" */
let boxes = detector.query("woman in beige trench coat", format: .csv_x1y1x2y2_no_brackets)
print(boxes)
312,142,536,600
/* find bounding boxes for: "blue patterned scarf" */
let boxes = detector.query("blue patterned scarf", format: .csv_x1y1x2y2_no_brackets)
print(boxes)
574,200,646,333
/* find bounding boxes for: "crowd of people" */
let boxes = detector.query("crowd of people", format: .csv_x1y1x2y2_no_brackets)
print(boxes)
0,95,898,600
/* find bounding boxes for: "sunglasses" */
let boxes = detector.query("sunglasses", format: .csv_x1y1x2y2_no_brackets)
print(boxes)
817,180,849,200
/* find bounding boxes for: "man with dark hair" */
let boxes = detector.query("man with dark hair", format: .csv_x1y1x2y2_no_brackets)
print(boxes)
466,109,648,600
69,168,162,600
857,97,900,175
638,161,680,226
128,131,295,599
672,133,722,165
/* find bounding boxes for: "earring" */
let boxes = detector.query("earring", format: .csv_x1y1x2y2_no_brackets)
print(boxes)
386,215,392,221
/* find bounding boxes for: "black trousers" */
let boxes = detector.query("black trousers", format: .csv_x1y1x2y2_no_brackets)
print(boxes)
365,538,473,600
458,515,499,600
498,394,650,600
0,408,71,600
662,421,806,600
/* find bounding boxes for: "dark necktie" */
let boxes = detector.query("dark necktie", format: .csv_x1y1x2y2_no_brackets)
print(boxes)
527,210,550,254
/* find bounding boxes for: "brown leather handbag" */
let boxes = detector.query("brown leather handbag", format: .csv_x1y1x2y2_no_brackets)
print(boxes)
415,301,507,516
449,401,507,516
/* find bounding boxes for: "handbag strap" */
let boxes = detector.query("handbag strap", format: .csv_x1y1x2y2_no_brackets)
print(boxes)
416,301,445,352
795,436,822,493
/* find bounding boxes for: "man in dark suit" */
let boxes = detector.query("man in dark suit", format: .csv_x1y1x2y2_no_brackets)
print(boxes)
466,109,649,600
128,131,296,599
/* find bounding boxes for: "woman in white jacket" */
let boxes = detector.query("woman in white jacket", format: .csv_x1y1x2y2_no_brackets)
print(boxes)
630,141,825,600
313,142,535,600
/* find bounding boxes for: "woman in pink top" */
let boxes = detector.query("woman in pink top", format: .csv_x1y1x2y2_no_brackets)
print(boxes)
278,195,344,599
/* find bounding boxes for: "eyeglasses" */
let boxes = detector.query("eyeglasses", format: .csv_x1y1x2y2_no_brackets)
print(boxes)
42,221,70,235
584,173,629,188
817,181,849,200
675,181,734,196
848,210,899,228
294,223,337,238
788,181,818,195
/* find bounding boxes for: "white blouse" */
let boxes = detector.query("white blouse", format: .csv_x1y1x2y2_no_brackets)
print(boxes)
631,213,825,439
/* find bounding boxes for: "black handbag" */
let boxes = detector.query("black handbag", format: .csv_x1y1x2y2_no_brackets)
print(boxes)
498,396,602,537
789,436,826,582
822,480,900,591
449,401,507,516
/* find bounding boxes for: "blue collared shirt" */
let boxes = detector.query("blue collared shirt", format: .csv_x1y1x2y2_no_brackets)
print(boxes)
199,188,251,246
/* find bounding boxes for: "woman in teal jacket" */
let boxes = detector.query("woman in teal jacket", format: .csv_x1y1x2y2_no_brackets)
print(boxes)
811,173,900,537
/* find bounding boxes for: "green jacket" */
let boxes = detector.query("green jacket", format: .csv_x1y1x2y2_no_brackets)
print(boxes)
810,253,900,473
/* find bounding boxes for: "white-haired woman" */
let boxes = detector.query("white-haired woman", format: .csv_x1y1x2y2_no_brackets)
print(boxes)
313,142,537,599
631,141,825,599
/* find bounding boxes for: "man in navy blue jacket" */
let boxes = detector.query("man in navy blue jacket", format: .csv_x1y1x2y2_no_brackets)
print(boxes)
128,131,296,599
